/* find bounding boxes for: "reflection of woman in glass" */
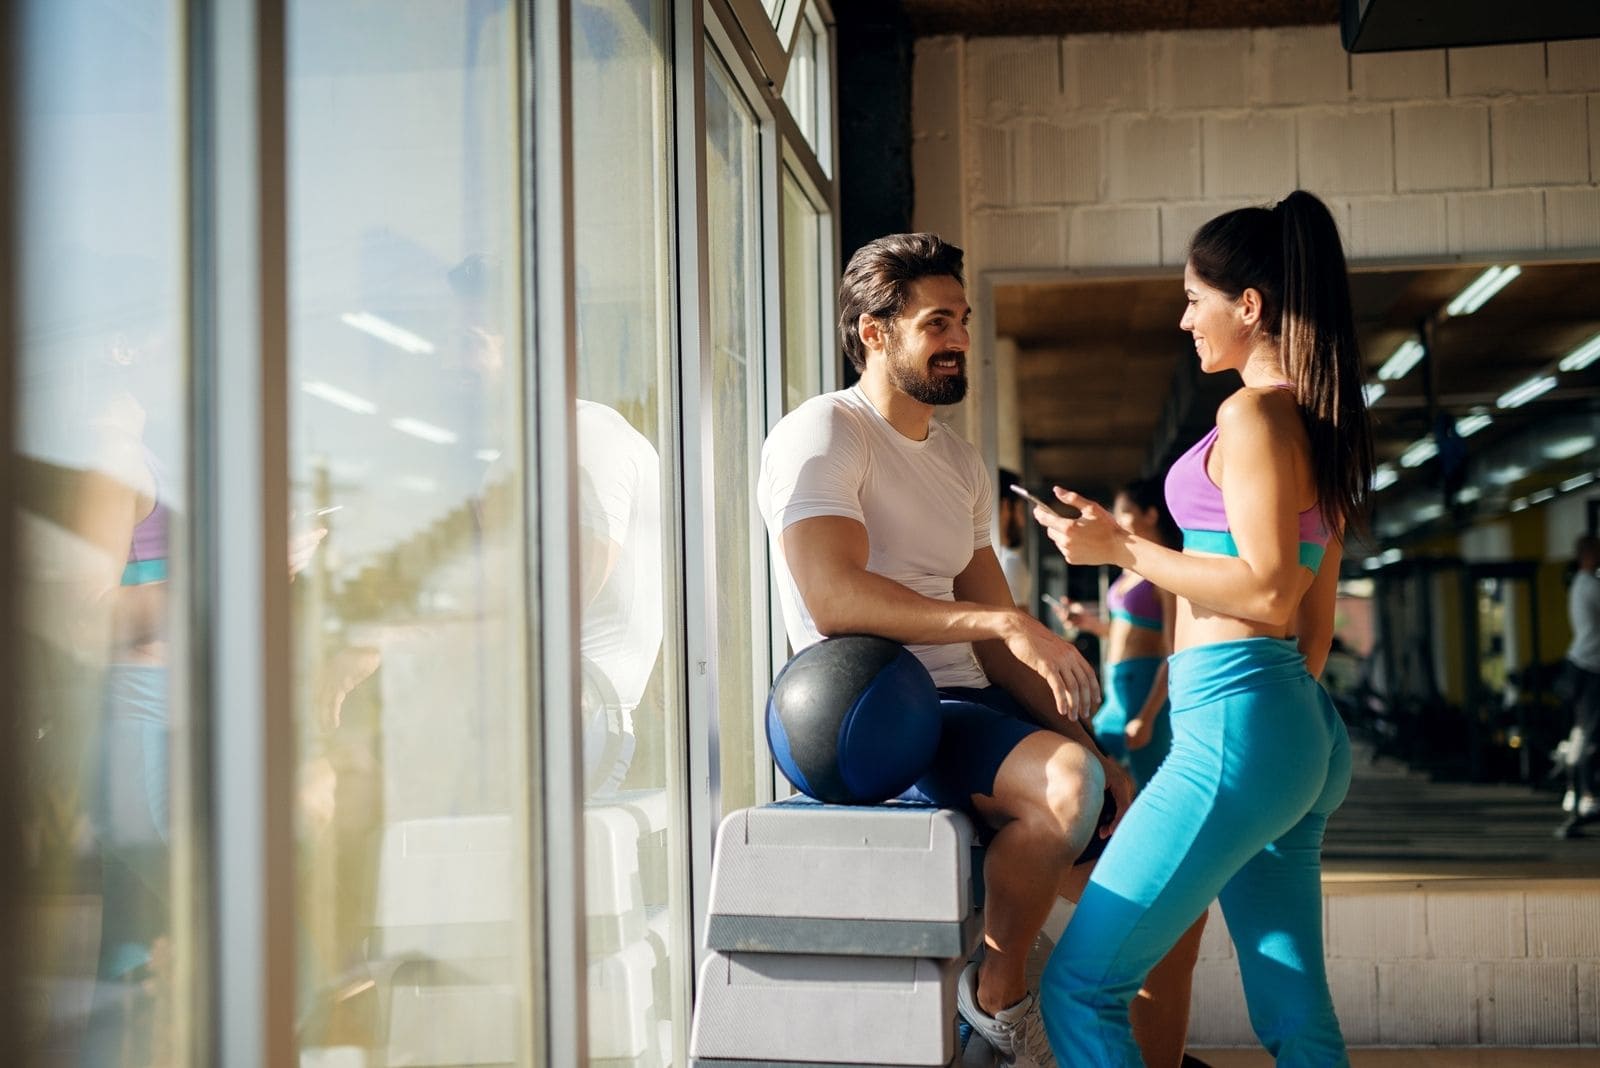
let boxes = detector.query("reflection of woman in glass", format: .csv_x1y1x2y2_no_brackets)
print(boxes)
79,329,175,1066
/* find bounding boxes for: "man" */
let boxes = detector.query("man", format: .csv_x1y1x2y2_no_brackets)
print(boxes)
757,233,1132,1067
1559,534,1600,837
996,466,1033,608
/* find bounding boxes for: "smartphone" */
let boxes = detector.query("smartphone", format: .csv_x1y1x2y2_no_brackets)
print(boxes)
1041,592,1065,612
1009,482,1054,510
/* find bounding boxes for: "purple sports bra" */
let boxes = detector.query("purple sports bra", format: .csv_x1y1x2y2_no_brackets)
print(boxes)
1106,575,1162,631
1164,400,1331,572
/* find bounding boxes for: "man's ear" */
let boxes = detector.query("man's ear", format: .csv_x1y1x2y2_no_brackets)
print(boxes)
858,313,886,354
1237,287,1264,328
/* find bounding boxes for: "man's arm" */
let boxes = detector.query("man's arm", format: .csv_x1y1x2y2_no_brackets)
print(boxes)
780,515,1099,719
954,547,1131,831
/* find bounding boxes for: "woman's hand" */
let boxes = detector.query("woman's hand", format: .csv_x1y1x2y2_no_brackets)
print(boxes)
1125,714,1155,751
1031,489,1130,567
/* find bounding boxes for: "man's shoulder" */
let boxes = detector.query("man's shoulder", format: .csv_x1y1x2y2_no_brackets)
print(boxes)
768,388,868,446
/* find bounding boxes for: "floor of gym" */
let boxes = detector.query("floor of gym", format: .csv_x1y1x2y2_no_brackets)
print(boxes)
1321,741,1600,881
1191,1050,1600,1066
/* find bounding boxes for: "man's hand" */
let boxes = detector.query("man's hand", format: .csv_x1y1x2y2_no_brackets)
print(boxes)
999,610,1101,721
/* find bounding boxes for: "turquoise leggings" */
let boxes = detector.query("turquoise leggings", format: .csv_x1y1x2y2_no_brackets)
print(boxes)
1042,638,1352,1068
1093,656,1173,789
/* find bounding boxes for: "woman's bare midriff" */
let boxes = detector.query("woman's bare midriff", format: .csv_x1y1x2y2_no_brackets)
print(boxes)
1171,549,1314,652
1105,618,1167,664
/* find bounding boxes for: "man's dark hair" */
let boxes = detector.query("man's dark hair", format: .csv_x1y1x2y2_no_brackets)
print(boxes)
837,233,965,373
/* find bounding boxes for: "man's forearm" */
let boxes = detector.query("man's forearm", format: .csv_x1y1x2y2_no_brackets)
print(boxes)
975,639,1100,751
805,564,1023,648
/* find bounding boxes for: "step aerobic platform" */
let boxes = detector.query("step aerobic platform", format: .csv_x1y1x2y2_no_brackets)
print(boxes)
704,798,981,959
689,949,964,1067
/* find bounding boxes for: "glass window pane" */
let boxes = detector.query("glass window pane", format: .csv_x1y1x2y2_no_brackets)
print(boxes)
781,17,819,150
14,5,193,1066
782,173,824,413
572,1,691,1065
706,57,769,816
286,6,536,1065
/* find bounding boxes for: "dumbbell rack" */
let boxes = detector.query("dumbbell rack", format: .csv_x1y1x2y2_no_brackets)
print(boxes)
690,797,985,1068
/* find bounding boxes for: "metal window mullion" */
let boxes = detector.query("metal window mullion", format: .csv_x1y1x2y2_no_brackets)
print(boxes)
527,0,586,1064
189,0,296,1064
676,0,719,971
0,1,20,1059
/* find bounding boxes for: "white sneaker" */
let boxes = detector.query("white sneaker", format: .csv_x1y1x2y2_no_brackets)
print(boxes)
1564,789,1577,812
955,962,1057,1068
1580,795,1599,819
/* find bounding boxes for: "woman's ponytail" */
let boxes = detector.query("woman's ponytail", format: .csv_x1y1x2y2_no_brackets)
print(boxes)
1276,190,1373,540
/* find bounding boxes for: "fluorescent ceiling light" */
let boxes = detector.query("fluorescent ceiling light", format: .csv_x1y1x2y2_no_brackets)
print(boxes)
301,379,378,415
342,311,436,356
1544,434,1596,461
390,416,458,445
1455,412,1493,437
1560,473,1596,493
1414,503,1445,522
1446,264,1522,317
1363,382,1386,406
1490,463,1527,485
1377,339,1426,381
1372,464,1399,491
1497,375,1556,409
1457,485,1483,504
1363,557,1382,572
1510,496,1530,512
1559,332,1600,373
1379,547,1402,565
1529,488,1557,505
1399,437,1439,468
397,475,438,494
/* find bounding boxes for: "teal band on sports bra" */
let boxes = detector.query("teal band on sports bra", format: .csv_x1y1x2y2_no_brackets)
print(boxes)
1180,528,1326,572
121,558,169,586
1110,608,1163,632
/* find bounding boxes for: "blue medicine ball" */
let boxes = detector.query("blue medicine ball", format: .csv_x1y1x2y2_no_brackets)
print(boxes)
765,635,942,805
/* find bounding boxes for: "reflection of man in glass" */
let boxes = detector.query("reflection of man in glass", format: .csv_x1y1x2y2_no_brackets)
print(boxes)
1558,534,1600,837
450,255,664,797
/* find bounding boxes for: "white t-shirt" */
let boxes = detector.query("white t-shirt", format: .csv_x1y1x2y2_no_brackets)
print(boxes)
995,543,1032,608
576,400,664,711
757,385,992,689
1568,569,1600,673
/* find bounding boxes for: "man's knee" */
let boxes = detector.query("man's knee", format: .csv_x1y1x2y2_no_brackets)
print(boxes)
1039,741,1104,845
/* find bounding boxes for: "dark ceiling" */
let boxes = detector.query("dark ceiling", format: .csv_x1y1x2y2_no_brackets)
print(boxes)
997,262,1600,534
900,0,1338,37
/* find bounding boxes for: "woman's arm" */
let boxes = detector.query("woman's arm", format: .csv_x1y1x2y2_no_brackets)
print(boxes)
1125,586,1176,749
1037,390,1315,626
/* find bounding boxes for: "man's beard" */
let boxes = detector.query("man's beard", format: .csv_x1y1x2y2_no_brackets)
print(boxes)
888,340,968,406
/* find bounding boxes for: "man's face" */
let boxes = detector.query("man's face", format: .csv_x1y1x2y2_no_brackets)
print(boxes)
881,274,971,406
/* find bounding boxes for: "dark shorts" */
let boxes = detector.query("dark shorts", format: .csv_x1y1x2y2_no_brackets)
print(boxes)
901,685,1043,821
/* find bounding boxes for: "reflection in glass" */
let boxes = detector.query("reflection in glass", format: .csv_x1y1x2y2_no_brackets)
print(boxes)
706,57,769,817
574,1,688,1063
287,4,535,1064
782,172,824,414
14,4,190,1065
781,16,819,150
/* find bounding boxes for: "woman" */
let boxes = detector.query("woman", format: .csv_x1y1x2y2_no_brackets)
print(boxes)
1034,190,1371,1067
1062,479,1178,790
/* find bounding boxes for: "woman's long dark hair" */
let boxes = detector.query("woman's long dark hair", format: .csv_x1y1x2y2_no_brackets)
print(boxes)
1187,190,1374,540
1119,477,1180,550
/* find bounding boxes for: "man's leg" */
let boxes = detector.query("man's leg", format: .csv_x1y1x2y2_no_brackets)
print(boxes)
971,730,1105,1014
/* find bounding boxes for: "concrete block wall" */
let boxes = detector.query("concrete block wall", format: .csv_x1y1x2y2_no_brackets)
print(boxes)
913,26,1600,275
1186,885,1600,1047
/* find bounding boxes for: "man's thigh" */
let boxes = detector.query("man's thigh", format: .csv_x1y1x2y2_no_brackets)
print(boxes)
908,686,1042,824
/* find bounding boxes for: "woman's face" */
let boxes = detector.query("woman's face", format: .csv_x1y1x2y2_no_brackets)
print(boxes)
1180,262,1252,374
1112,494,1157,538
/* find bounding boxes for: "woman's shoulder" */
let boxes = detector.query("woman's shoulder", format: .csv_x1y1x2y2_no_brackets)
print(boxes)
1216,384,1302,437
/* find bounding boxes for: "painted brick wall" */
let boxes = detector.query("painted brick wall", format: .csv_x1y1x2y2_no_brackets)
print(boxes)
913,28,1600,274
1184,886,1600,1047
